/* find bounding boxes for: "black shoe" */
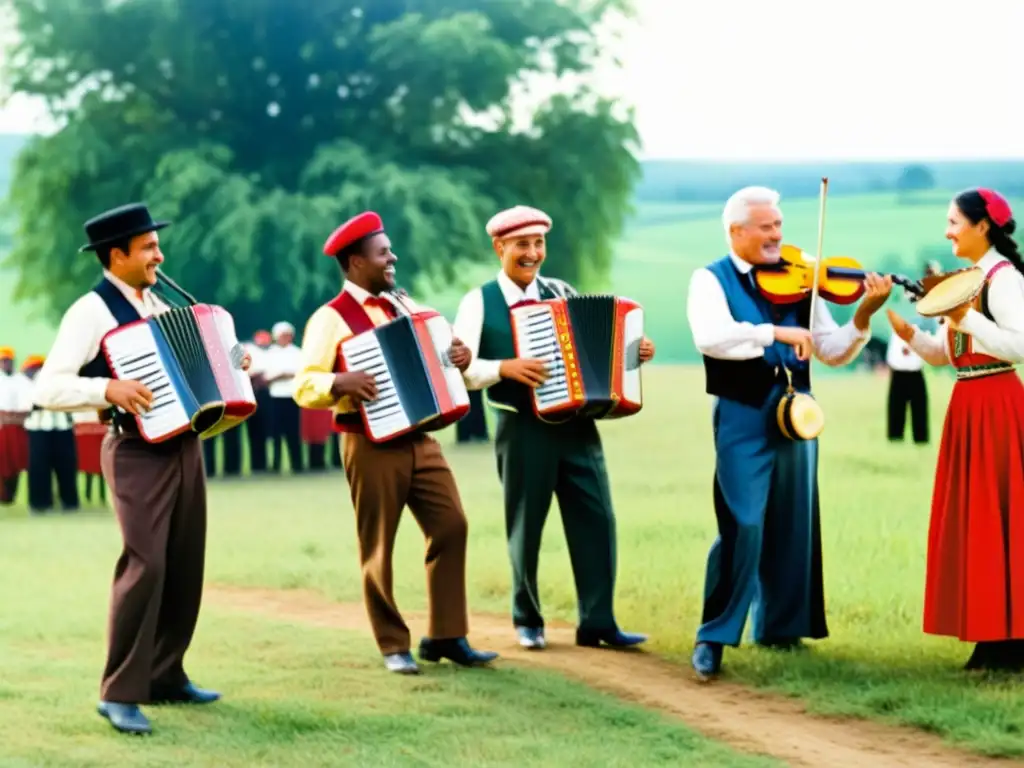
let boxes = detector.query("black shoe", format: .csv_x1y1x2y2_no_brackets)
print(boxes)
691,642,723,680
575,626,647,649
149,681,221,704
418,637,498,667
97,701,152,734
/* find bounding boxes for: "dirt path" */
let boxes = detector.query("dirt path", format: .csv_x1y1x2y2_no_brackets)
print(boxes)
206,584,1017,768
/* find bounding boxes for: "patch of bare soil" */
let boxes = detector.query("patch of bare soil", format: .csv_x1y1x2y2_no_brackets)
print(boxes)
206,584,1019,768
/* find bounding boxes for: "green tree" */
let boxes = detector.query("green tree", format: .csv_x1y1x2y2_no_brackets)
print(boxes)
896,163,935,194
0,0,639,334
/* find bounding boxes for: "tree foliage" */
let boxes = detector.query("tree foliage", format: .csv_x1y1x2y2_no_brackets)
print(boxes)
1,0,640,333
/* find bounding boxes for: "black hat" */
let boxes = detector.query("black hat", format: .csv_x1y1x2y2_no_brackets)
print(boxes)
79,203,171,253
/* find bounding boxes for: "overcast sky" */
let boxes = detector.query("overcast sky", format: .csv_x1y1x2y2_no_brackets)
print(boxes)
1,0,1021,161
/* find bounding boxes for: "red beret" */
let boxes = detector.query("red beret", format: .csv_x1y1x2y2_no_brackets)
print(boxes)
323,211,384,257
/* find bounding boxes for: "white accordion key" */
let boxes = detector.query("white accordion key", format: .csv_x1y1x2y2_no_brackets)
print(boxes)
339,332,411,441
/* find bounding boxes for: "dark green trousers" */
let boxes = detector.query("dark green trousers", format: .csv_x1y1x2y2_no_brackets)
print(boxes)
494,410,617,631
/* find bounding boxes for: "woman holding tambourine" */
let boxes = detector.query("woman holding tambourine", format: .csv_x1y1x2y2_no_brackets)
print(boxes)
888,188,1024,673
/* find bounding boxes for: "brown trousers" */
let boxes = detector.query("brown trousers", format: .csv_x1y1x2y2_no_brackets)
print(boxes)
342,432,469,655
99,431,207,703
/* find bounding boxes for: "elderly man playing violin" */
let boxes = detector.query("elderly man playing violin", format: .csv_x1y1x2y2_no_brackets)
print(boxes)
685,185,892,680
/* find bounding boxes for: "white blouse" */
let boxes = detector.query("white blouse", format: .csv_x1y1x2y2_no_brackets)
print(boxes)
909,249,1024,366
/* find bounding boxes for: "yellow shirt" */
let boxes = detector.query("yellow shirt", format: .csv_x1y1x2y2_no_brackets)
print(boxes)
292,281,423,417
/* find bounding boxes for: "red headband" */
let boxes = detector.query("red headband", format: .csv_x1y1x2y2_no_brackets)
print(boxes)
978,188,1012,228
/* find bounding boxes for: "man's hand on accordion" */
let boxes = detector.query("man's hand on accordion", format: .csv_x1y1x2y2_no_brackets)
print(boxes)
448,338,472,372
105,380,154,416
499,359,550,388
639,337,655,363
332,371,378,402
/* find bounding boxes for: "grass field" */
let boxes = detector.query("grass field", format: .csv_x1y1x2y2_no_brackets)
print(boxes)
2,365,1023,765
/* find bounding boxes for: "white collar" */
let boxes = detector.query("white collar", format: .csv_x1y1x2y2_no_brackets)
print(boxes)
496,270,541,304
976,247,1007,276
727,251,754,274
343,279,376,304
103,269,153,303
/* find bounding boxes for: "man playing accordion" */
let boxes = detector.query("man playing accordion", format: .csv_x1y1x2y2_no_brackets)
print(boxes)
293,210,497,675
452,205,655,651
33,203,247,734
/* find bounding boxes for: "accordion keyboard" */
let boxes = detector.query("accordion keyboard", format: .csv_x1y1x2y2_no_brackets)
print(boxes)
340,332,411,439
103,322,190,436
514,306,572,409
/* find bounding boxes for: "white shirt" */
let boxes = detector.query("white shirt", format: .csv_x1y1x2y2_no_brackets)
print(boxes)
0,372,32,421
241,342,269,379
909,249,1024,366
263,343,303,398
33,271,170,412
686,252,869,366
886,333,924,372
452,270,575,391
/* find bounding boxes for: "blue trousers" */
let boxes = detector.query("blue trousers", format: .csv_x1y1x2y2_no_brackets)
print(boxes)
696,393,828,647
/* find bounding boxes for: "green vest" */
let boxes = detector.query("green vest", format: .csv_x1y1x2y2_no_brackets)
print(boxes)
479,277,564,413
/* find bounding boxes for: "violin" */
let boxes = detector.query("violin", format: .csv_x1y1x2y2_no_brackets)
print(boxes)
753,244,923,306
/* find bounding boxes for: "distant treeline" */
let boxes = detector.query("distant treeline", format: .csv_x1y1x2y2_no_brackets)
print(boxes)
635,159,1024,203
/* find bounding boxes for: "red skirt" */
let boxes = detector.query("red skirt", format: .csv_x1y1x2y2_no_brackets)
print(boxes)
0,423,29,478
924,371,1024,641
74,422,107,476
300,408,334,445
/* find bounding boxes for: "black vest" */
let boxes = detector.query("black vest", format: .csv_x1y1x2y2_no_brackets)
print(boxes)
80,278,143,428
478,278,562,414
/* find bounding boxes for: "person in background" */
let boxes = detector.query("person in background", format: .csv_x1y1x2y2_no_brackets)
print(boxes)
886,328,929,444
73,409,107,504
22,355,80,514
264,321,304,473
242,330,272,473
0,347,30,505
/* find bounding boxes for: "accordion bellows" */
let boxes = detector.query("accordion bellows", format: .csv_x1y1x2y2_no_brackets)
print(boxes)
510,295,644,422
102,304,257,443
338,311,470,442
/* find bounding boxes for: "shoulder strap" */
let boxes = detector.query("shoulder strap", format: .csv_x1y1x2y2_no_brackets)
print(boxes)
538,276,573,299
93,278,142,326
980,260,1014,321
327,291,377,335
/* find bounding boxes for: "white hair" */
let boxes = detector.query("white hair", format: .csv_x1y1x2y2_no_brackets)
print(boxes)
721,186,781,245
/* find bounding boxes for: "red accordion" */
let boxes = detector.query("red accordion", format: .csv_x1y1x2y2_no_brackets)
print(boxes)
509,294,644,422
337,311,470,443
101,304,257,443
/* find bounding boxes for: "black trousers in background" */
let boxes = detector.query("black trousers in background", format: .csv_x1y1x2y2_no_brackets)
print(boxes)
887,369,928,444
201,426,242,478
28,429,80,512
246,389,273,473
271,397,303,473
456,389,490,443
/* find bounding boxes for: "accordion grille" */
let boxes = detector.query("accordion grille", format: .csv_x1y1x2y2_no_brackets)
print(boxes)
565,295,616,398
152,308,222,406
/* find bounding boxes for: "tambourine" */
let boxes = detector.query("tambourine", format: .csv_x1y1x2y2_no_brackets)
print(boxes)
776,388,825,441
911,267,985,318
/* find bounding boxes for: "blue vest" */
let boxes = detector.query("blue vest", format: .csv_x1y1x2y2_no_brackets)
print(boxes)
701,256,811,407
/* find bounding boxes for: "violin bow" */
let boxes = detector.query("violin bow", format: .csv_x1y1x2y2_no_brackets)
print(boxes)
807,176,829,334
